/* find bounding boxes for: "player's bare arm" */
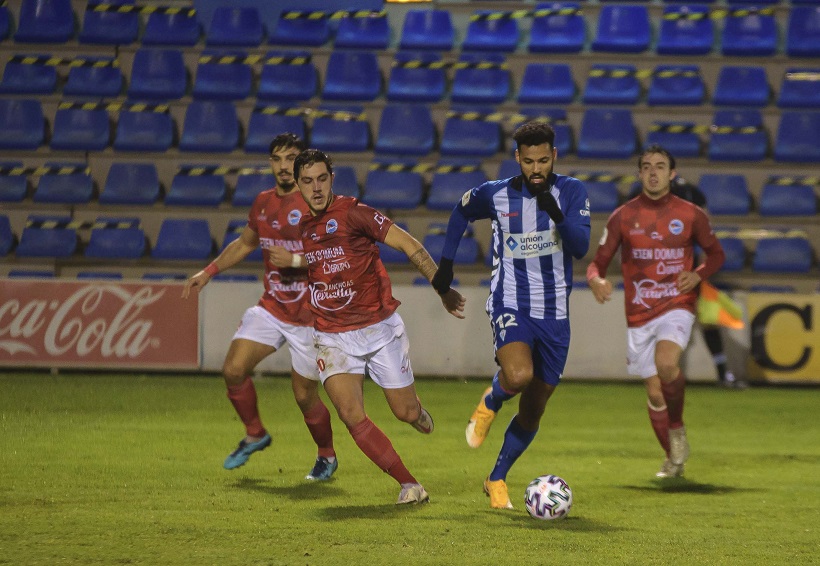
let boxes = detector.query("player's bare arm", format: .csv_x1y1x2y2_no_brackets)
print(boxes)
676,271,701,294
182,226,260,298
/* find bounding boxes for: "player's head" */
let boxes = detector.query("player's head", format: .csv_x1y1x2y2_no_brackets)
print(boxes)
269,133,307,192
294,149,335,215
513,121,557,194
638,144,677,200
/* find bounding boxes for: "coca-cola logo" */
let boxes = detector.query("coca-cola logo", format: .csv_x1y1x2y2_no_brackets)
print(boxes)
631,279,679,309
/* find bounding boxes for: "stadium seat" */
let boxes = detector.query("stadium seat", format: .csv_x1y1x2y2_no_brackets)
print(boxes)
592,5,650,53
99,162,161,205
577,175,619,213
721,7,777,56
113,109,174,152
0,4,9,41
310,105,370,153
424,226,479,265
576,108,637,159
0,215,14,256
528,2,585,54
399,9,454,51
333,166,360,198
518,107,572,156
165,171,226,207
362,168,423,210
322,51,381,102
699,174,751,215
142,9,201,46
151,218,214,260
786,6,820,57
269,9,330,47
49,106,110,151
16,215,77,258
32,163,93,204
440,107,502,157
708,109,768,162
245,107,306,154
233,171,275,206
0,56,58,94
192,50,253,101
647,66,705,106
713,66,770,107
0,99,44,150
257,50,317,102
0,161,27,202
645,123,701,158
774,111,820,163
517,63,575,105
63,58,123,97
752,237,814,273
220,219,262,261
777,69,820,109
427,168,488,211
78,0,138,45
15,0,75,43
387,51,446,103
374,104,435,156
656,4,714,56
759,183,817,216
142,272,187,280
206,6,264,47
8,270,56,278
335,12,389,49
462,10,519,52
76,271,123,279
179,101,239,153
717,237,746,272
84,217,146,259
497,158,519,179
127,49,188,100
582,64,640,105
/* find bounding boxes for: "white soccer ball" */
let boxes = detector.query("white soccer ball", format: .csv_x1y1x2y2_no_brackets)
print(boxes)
524,475,573,520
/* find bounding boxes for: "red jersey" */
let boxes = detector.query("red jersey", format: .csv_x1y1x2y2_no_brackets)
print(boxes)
299,196,400,333
247,188,312,326
587,192,724,327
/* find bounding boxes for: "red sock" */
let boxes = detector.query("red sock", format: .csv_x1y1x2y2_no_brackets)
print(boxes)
226,377,266,438
304,400,335,458
647,402,670,456
661,371,686,429
348,417,416,485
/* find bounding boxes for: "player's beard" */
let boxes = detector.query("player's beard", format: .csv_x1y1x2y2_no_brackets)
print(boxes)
521,164,554,194
278,179,296,192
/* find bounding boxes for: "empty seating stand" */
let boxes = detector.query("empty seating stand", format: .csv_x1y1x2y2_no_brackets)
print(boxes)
84,217,146,259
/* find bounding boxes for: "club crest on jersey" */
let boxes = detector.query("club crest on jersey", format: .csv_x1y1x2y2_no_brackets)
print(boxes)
668,219,683,235
270,220,281,229
288,209,302,225
326,219,338,234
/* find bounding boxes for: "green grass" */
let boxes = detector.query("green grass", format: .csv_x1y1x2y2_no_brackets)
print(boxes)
1,373,818,565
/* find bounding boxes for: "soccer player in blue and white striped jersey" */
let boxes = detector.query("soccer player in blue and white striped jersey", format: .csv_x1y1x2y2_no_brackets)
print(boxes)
431,121,591,509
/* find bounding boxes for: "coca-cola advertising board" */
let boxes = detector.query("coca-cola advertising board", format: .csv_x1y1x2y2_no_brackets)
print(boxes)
0,280,199,369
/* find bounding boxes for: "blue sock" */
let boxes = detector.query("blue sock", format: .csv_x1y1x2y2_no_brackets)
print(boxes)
484,371,515,412
489,416,537,482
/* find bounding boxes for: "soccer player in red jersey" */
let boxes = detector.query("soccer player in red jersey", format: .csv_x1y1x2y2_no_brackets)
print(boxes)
294,148,466,504
586,145,725,478
182,134,338,480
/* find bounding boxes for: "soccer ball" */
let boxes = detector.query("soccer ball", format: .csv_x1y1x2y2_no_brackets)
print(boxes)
524,475,572,520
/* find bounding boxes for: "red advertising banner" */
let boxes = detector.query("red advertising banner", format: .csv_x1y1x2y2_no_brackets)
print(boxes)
0,280,199,369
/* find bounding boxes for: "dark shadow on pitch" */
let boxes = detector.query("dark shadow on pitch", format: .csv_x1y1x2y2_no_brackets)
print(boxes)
620,477,751,495
230,477,345,500
491,513,625,532
319,502,432,520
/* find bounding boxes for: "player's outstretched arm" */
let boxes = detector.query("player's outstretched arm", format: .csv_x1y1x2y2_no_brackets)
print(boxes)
588,276,613,304
181,225,259,298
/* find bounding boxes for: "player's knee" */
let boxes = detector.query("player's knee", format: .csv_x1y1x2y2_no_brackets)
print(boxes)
502,367,533,392
656,361,679,382
392,402,420,424
222,360,247,385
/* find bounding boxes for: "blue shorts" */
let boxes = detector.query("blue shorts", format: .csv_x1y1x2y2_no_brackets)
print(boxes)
489,307,571,386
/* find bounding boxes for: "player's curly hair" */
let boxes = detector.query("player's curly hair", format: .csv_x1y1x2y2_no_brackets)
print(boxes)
513,120,556,149
269,133,306,156
293,149,334,181
639,144,676,170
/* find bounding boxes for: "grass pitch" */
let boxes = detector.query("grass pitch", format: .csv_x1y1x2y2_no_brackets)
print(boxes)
0,372,818,565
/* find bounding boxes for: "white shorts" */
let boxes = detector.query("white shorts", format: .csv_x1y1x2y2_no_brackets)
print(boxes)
232,305,319,380
313,312,414,389
626,309,696,379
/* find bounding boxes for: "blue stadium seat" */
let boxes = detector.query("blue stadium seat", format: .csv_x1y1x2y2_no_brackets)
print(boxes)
647,65,705,106
787,6,820,57
76,271,123,279
362,168,423,210
699,174,751,215
233,171,275,206
462,10,519,52
583,64,640,105
179,101,239,153
578,175,620,213
752,237,814,273
656,4,714,56
713,66,770,107
0,56,58,94
0,4,9,41
142,272,187,281
645,123,701,158
78,0,138,45
310,105,370,152
113,109,174,152
528,2,585,54
375,104,435,156
16,215,77,258
517,63,575,105
269,9,330,47
63,58,123,97
99,163,160,205
333,166,360,198
721,6,777,56
50,106,110,151
759,183,817,216
33,162,93,204
717,237,746,272
8,270,56,278
387,51,446,103
400,9,454,51
777,69,820,109
427,168,488,211
708,110,768,162
749,284,797,293
245,107,306,154
440,107,502,157
335,12,389,49
774,111,820,163
322,51,381,102
0,215,14,256
257,50,317,102
518,107,572,156
220,219,262,261
592,5,650,53
0,161,27,202
166,171,226,207
497,158,519,179
577,108,637,159
192,50,253,101
151,218,213,260
0,99,44,150
127,49,187,100
84,217,146,259
142,9,201,46
15,0,75,43
206,6,264,47
424,227,479,265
